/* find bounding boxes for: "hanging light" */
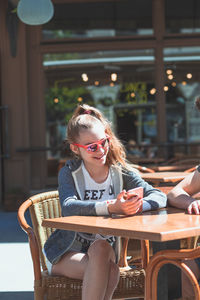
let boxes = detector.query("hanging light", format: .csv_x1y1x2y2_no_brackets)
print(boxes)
17,0,54,25
168,74,173,80
81,73,88,82
54,98,59,103
166,69,173,75
150,88,156,95
77,97,83,102
164,86,169,92
111,73,117,82
130,92,135,98
186,73,192,79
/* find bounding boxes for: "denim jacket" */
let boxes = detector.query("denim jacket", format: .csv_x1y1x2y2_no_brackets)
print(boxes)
44,159,167,264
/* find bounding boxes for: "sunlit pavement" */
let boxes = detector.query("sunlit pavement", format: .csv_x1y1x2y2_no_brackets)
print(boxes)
0,211,34,300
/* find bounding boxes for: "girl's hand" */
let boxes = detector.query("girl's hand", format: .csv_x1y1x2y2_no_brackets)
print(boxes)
187,200,200,215
107,190,143,215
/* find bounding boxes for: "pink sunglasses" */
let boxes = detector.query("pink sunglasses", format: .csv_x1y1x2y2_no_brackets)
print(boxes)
73,135,110,153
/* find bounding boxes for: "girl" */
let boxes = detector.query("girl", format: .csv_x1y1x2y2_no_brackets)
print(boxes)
44,104,167,300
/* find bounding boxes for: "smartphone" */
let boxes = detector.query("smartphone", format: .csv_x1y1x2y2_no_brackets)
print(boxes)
126,187,143,200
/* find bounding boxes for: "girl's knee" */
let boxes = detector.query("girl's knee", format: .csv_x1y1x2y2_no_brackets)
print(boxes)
88,239,114,260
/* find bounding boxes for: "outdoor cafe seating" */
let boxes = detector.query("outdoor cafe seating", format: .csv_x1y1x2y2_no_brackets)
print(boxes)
17,186,200,299
17,190,147,300
145,247,200,300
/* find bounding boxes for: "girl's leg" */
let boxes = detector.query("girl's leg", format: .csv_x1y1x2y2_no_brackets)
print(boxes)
103,260,120,300
181,259,200,299
82,239,120,300
51,251,88,279
51,239,120,300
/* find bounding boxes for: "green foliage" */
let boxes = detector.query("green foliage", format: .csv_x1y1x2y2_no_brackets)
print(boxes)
45,84,94,122
11,8,17,13
120,82,147,104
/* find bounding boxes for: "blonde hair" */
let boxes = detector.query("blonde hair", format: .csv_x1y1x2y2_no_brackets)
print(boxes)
67,104,132,170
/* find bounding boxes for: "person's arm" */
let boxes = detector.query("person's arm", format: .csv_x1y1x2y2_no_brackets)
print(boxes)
59,165,144,216
123,170,167,211
107,190,143,215
168,168,200,214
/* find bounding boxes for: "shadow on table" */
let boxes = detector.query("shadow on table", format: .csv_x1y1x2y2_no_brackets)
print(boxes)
111,208,184,220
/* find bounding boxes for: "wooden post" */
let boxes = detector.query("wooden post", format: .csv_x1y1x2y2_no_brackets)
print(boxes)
0,0,31,210
152,0,167,157
26,26,47,189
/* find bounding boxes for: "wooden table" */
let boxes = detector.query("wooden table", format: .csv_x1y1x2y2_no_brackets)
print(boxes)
127,155,165,165
42,207,200,242
141,171,188,186
151,165,196,172
42,208,200,299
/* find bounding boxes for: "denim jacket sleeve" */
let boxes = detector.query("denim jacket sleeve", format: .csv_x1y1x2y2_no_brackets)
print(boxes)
123,170,167,211
58,165,97,216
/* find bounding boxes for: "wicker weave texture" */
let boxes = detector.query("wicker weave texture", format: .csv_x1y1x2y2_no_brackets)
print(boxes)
41,267,144,300
30,192,61,271
19,190,145,299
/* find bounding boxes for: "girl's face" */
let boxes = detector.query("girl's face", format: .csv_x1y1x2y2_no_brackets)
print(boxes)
70,124,109,168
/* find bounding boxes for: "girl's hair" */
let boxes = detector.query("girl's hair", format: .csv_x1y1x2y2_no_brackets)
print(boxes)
67,104,131,170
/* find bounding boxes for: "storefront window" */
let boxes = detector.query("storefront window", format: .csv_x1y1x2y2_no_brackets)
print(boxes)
164,46,200,148
165,0,200,34
42,0,153,40
44,49,155,178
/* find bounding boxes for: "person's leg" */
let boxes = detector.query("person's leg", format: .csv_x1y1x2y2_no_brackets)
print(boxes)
82,239,119,300
51,251,88,279
103,260,120,300
181,259,200,299
51,239,120,300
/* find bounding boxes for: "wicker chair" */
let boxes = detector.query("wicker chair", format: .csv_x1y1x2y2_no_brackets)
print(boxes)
18,190,148,300
145,247,200,300
144,186,200,300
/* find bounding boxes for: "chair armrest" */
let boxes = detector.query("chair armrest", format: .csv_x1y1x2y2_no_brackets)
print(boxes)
150,247,200,261
145,247,200,300
18,199,42,281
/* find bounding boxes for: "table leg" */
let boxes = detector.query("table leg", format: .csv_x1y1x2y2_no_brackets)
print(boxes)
152,240,181,300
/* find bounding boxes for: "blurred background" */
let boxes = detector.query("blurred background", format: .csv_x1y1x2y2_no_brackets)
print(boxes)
1,0,200,211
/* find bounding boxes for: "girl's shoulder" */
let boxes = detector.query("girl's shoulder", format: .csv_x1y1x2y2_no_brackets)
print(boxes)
66,158,82,169
58,159,82,185
59,158,82,174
